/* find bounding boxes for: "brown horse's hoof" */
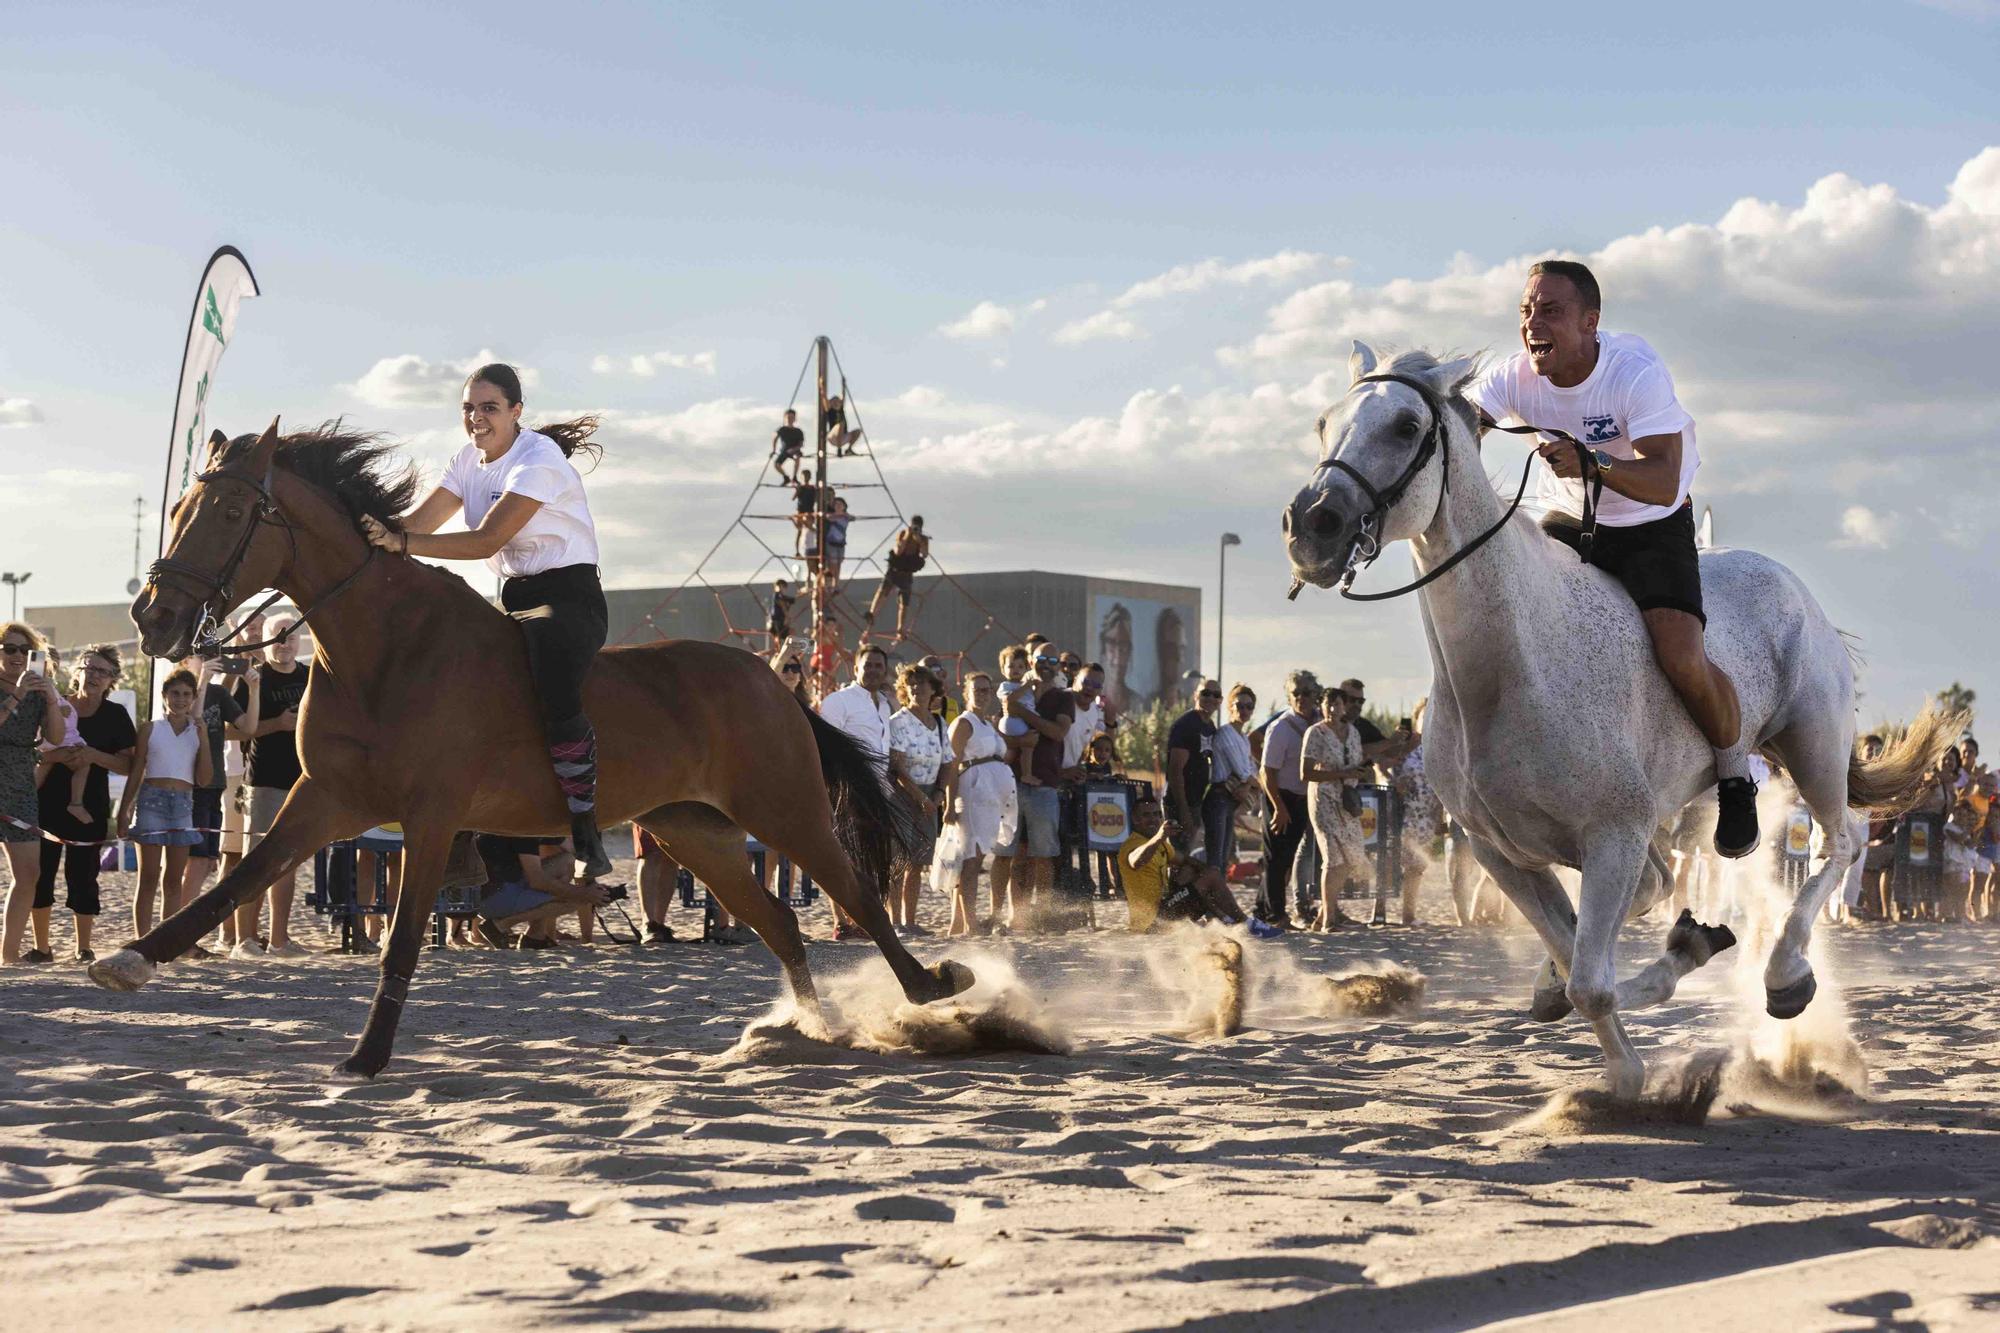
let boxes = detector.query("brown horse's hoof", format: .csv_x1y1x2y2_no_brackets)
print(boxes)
929,959,976,1001
88,948,156,993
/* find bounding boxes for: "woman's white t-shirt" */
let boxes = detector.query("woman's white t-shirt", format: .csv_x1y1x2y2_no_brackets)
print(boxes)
1467,331,1698,528
439,428,601,579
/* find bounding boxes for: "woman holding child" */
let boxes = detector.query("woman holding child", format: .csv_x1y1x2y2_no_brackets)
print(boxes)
1,622,68,964
33,644,135,962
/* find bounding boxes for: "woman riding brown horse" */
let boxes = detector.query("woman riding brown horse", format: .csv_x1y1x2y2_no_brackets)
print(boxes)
96,420,972,1078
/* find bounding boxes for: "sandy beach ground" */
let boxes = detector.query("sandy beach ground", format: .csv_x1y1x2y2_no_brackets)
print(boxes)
2,859,1996,1331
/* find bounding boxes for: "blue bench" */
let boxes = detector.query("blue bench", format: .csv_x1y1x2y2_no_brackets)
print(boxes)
674,837,818,940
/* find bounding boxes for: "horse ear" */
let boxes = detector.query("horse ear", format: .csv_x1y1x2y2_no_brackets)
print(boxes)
1420,355,1480,400
204,429,230,467
1349,340,1379,383
246,417,282,472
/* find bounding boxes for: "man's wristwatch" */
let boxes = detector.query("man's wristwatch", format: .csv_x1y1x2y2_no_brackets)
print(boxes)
1589,447,1614,472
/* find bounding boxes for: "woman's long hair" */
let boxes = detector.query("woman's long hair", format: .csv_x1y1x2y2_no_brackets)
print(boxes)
467,362,604,466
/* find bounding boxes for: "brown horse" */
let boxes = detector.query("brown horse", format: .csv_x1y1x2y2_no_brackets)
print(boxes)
92,421,973,1077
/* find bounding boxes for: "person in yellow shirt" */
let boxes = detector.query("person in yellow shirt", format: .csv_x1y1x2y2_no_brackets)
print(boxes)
1119,794,1276,935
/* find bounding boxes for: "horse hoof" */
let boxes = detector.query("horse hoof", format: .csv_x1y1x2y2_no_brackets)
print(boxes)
1766,970,1817,1020
1530,986,1574,1023
87,948,155,993
929,959,976,1000
330,1056,381,1084
1667,909,1738,968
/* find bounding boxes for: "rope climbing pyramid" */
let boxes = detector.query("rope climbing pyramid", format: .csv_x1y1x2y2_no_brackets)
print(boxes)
613,336,1023,694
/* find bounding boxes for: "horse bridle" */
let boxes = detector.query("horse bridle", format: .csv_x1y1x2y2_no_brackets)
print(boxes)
146,456,375,655
1294,372,1602,603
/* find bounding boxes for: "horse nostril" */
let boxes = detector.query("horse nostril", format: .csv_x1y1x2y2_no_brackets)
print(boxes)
1281,507,1293,534
1306,505,1341,538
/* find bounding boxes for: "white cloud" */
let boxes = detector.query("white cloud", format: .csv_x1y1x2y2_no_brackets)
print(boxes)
1053,310,1142,344
346,349,537,410
1053,250,1334,347
1113,249,1333,307
938,300,1017,340
591,350,718,377
0,397,44,427
1837,505,1898,549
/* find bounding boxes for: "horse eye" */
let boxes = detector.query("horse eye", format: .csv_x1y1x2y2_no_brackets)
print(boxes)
225,507,245,522
1398,418,1420,437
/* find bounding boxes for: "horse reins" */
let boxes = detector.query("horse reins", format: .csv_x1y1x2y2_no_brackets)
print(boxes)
1288,372,1603,603
146,457,376,656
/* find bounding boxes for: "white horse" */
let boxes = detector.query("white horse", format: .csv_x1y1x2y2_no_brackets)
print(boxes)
1284,343,1955,1097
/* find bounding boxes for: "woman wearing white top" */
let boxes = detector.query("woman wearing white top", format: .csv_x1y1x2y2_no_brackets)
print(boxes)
887,664,950,933
116,668,214,941
359,363,616,879
934,672,1015,937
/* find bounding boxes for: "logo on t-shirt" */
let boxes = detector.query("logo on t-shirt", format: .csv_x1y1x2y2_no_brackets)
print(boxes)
1582,414,1620,444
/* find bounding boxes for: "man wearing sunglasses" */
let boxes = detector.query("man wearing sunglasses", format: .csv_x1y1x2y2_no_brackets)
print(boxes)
1166,678,1222,854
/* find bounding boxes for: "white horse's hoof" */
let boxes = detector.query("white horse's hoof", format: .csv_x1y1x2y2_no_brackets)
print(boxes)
1766,969,1817,1020
88,948,156,993
1667,909,1737,968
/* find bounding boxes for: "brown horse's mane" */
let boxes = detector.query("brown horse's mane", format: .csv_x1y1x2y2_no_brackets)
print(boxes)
265,421,420,527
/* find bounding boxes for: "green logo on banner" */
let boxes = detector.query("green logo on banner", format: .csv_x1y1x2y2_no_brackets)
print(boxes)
202,285,227,346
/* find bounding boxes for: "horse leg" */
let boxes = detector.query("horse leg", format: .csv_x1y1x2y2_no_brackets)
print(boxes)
337,818,455,1080
1465,833,1577,1021
1759,729,1862,1017
1572,830,1650,1099
642,804,821,1024
1614,909,1738,1011
89,777,362,991
764,819,970,1005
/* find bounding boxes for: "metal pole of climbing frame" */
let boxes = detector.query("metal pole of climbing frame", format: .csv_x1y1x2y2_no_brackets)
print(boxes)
812,336,832,697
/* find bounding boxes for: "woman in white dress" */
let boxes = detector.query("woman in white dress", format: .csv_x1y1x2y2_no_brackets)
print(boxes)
888,665,950,934
934,672,1015,936
1301,688,1370,931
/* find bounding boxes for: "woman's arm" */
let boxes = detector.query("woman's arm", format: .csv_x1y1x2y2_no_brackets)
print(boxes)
941,718,973,823
194,728,213,788
116,726,150,831
224,665,262,741
368,492,543,561
32,676,64,746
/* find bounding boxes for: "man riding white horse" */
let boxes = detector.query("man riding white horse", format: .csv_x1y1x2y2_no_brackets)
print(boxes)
1466,259,1758,857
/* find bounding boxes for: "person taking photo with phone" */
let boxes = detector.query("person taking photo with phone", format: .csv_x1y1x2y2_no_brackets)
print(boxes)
1,623,69,964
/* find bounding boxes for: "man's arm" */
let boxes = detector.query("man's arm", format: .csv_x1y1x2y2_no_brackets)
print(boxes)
1126,826,1174,871
1541,431,1683,508
1166,746,1191,816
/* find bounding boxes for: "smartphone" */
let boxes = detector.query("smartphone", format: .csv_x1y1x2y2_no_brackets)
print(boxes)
25,649,43,676
1400,716,1413,731
216,656,252,675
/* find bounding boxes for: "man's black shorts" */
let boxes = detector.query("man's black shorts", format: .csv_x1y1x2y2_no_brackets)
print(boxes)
1542,501,1704,626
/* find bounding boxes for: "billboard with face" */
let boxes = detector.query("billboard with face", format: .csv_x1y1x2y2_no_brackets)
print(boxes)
1091,593,1197,718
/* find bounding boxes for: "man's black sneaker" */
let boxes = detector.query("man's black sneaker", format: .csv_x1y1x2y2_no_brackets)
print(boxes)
1713,777,1760,858
644,922,674,945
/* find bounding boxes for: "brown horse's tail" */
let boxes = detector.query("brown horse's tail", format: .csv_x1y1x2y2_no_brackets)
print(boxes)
1848,703,1968,814
803,705,924,893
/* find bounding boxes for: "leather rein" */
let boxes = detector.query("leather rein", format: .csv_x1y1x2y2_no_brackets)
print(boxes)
146,458,375,656
1290,371,1603,603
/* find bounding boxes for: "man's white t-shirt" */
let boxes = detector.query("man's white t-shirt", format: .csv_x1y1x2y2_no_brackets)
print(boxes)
1466,332,1698,528
818,683,892,768
439,428,601,579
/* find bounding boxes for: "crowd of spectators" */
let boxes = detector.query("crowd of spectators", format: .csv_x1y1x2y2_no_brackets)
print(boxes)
1848,732,1997,924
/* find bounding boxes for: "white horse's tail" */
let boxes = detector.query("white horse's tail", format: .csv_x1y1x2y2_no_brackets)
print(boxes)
1847,703,1969,814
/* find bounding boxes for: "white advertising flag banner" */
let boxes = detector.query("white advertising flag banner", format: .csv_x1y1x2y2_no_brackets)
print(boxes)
163,246,261,512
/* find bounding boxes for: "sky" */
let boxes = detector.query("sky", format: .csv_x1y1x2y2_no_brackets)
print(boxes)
2,1,1996,724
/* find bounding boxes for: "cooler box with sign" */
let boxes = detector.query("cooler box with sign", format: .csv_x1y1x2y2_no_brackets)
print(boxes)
1892,811,1944,916
1776,802,1818,892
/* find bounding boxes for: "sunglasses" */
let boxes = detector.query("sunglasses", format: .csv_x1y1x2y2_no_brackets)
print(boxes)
0,643,31,656
781,664,802,674
1200,690,1221,699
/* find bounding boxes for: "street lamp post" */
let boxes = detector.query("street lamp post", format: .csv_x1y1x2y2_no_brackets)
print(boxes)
1,571,29,620
1217,533,1240,680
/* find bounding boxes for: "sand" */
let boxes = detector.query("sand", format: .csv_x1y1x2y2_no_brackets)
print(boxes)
2,862,1997,1331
